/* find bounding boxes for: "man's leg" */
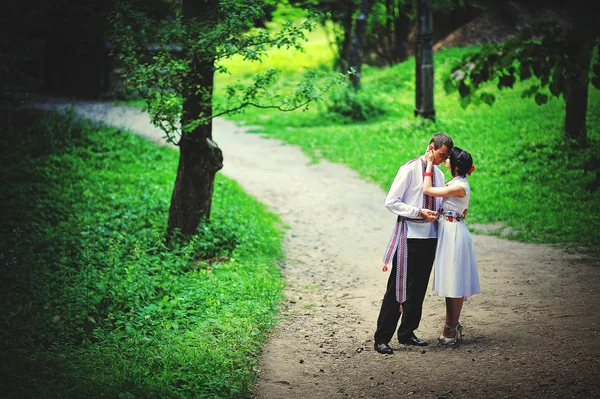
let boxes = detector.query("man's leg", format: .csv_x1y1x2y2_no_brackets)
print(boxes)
397,238,437,340
374,253,401,345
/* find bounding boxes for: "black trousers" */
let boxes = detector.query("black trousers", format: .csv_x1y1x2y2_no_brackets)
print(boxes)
374,238,437,344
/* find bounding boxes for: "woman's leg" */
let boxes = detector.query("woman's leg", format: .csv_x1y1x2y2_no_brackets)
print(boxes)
442,297,464,338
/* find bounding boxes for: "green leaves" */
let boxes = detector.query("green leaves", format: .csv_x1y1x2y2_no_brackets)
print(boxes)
110,0,329,141
479,92,495,106
521,84,540,99
325,85,386,122
444,20,597,116
443,75,457,94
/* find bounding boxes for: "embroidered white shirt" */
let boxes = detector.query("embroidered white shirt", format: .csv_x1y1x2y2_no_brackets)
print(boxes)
384,155,444,239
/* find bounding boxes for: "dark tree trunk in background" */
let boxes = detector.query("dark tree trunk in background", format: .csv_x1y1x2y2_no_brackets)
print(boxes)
167,0,223,234
565,78,589,144
564,25,593,145
338,4,354,73
349,0,371,89
392,8,410,63
415,0,435,120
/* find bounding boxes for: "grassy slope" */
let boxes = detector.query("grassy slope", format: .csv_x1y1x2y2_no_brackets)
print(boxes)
216,29,600,253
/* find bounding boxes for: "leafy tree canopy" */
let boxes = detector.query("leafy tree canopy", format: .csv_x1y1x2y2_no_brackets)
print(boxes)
444,1,600,109
444,22,599,109
110,0,344,144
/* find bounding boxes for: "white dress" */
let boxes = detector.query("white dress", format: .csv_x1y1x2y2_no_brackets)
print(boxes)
432,177,480,298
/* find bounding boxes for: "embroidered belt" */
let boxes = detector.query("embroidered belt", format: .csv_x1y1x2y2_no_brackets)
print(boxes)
440,209,467,222
382,216,431,311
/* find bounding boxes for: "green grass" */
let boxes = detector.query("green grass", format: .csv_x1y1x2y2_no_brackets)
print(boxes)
217,45,600,254
0,109,286,398
122,39,600,252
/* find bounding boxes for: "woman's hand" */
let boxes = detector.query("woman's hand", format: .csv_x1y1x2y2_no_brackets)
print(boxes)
425,149,435,164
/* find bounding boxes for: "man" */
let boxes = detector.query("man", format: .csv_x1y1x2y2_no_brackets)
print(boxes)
374,132,453,354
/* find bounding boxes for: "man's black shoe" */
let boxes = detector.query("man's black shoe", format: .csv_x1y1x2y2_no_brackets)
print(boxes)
374,342,394,354
398,334,428,346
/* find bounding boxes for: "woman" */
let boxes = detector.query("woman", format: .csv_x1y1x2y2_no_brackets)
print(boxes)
423,146,480,345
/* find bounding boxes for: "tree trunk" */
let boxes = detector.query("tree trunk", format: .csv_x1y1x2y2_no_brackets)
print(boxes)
565,78,589,144
564,25,593,145
382,0,393,65
338,4,354,73
349,0,371,89
414,0,435,120
393,8,410,63
168,0,223,235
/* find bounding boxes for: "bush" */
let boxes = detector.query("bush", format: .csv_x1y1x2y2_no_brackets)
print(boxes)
324,87,387,122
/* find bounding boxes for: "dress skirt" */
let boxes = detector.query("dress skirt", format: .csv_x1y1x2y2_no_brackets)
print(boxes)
432,219,480,298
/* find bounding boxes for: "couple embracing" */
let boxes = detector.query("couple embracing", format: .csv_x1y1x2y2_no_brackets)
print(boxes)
374,132,480,354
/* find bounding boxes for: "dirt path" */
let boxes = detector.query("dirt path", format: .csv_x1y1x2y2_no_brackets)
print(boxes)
33,100,600,398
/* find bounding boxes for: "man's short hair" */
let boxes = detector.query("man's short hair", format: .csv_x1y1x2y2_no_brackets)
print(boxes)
429,132,453,150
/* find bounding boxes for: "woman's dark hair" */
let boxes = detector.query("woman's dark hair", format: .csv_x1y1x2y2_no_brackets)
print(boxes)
449,147,473,177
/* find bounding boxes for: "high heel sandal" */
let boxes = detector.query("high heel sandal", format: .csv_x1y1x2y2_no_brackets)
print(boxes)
438,324,463,346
